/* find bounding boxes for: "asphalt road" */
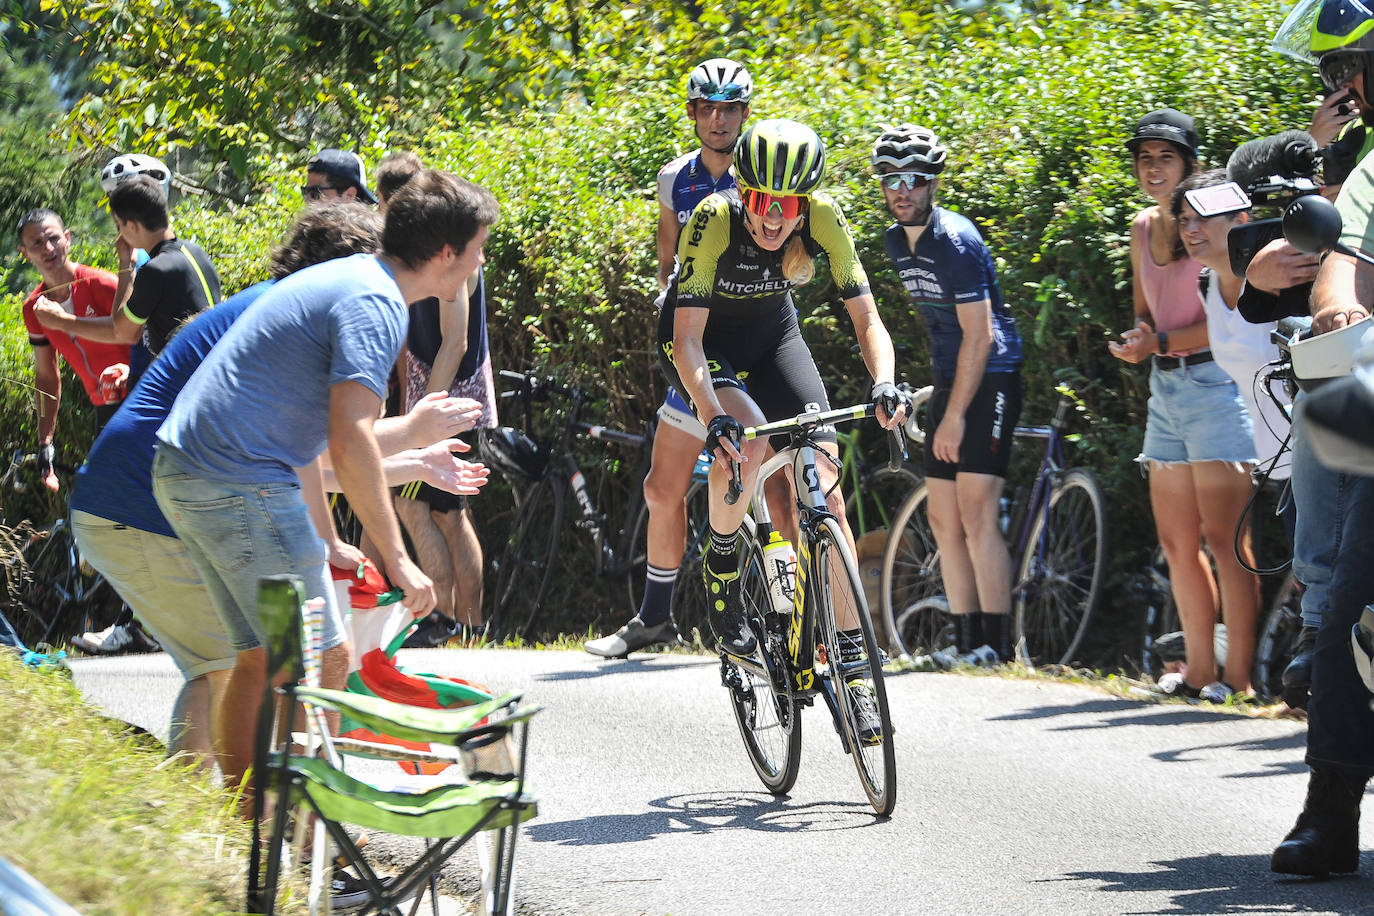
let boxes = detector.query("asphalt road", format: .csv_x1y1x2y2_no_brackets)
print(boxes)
70,648,1373,916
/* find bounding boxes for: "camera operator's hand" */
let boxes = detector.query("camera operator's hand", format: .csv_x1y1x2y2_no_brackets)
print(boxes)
1313,302,1370,335
1245,239,1321,295
1309,91,1361,148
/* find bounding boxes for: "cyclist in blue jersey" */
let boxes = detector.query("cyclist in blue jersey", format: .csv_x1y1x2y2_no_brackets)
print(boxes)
871,125,1025,665
589,59,790,658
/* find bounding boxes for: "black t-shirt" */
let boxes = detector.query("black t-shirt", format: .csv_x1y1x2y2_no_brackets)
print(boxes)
125,237,221,354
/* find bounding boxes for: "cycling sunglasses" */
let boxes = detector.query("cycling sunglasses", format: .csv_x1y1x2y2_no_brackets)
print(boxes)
877,171,935,192
1319,51,1369,92
301,184,345,201
741,188,807,220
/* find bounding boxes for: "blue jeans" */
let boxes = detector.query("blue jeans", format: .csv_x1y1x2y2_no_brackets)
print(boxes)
150,446,344,654
1291,400,1347,629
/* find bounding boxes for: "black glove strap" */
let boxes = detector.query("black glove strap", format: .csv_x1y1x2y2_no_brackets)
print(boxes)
705,414,744,455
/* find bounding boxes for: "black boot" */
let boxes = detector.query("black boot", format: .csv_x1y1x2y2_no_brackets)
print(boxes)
1281,626,1317,711
1271,766,1369,876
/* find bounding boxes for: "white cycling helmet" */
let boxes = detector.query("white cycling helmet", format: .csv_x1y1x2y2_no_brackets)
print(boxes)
871,124,947,176
686,58,752,103
100,153,172,195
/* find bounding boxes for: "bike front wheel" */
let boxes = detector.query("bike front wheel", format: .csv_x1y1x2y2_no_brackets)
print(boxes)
813,516,896,816
1014,468,1106,667
489,474,565,640
878,483,946,657
724,534,801,795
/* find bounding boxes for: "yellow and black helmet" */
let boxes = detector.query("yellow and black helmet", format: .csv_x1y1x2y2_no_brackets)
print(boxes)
734,119,826,197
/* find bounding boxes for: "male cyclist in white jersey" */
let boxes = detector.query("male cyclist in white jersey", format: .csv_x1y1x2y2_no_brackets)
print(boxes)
588,59,789,657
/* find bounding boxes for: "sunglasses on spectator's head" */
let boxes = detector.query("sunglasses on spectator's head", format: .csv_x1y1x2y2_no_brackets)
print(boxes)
741,188,807,220
877,172,935,191
301,184,344,201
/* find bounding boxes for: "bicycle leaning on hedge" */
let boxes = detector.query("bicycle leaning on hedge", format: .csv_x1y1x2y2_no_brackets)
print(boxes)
880,378,1107,667
718,401,905,816
483,370,711,641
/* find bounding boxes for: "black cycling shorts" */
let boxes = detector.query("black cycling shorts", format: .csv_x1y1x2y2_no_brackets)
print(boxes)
656,306,835,448
924,370,1023,481
397,480,468,514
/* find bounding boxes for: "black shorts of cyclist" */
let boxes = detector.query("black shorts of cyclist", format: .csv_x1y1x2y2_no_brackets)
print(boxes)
657,306,835,451
924,370,1022,481
397,479,468,514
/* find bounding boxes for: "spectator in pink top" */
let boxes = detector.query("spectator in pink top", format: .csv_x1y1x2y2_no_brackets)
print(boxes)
1109,110,1260,702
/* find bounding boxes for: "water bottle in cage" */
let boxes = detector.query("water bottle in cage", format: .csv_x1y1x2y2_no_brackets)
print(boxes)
762,529,797,616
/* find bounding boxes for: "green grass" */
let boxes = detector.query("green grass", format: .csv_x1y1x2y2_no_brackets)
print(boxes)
0,653,306,916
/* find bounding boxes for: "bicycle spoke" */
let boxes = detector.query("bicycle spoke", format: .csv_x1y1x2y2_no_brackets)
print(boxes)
879,484,947,656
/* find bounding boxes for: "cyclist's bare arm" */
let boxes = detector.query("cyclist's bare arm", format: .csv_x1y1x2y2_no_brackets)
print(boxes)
32,344,61,447
843,292,905,427
672,305,736,461
933,300,994,463
656,202,679,291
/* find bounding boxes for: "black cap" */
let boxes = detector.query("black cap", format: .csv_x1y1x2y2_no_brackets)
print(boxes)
1126,109,1199,157
306,148,377,204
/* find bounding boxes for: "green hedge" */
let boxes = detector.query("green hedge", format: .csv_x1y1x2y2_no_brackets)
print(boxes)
0,0,1320,665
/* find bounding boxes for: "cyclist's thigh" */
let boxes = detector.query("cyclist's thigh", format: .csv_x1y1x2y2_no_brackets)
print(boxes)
647,420,706,500
658,387,708,440
738,321,834,450
72,510,235,680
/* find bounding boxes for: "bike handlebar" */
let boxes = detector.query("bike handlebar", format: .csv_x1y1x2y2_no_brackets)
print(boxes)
723,402,909,505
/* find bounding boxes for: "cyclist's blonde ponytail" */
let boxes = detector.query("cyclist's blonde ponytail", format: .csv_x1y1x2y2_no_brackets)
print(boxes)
782,234,814,286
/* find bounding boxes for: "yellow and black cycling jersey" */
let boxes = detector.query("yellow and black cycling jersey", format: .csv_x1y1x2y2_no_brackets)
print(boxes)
667,190,870,325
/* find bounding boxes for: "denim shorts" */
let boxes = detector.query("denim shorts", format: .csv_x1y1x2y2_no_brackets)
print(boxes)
72,510,236,679
1140,358,1257,465
150,447,345,653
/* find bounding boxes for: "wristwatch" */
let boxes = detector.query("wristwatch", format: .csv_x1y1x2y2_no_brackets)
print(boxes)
1157,331,1169,355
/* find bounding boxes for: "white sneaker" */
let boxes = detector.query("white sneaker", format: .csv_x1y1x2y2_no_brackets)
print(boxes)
584,618,677,658
917,644,1000,670
1155,671,1202,698
72,622,134,655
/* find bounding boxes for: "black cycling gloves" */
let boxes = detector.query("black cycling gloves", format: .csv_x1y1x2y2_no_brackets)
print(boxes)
705,414,744,457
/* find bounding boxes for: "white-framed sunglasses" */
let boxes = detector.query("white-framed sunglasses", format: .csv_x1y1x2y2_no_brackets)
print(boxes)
877,172,935,191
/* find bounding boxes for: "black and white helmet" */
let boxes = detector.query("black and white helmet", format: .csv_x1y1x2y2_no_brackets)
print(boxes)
100,153,172,194
870,124,947,176
686,58,752,103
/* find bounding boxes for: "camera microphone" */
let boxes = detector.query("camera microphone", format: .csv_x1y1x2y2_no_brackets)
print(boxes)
1227,130,1321,190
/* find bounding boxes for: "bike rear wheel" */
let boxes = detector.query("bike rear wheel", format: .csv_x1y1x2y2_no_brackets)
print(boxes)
878,483,945,656
1014,469,1106,667
489,475,565,640
844,461,923,539
814,516,896,816
18,523,102,648
1254,572,1303,704
724,534,801,794
625,479,715,649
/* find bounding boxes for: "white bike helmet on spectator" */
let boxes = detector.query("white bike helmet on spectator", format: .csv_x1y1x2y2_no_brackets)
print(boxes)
686,58,753,104
100,154,172,195
870,124,948,176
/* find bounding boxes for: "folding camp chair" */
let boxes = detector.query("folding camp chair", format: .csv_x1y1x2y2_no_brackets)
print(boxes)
247,575,539,916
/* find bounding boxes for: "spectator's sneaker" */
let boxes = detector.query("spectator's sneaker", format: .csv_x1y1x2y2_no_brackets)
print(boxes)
73,622,136,655
703,561,755,658
330,867,396,912
584,618,678,658
846,678,883,745
1155,671,1203,699
917,644,999,670
401,614,458,649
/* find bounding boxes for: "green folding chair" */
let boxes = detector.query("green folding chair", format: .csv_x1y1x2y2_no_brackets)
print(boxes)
247,575,539,916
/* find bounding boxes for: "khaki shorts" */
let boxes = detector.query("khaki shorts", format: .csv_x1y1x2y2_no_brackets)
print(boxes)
72,510,236,680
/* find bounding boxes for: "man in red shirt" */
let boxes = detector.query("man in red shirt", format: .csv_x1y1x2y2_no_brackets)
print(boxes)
18,208,130,491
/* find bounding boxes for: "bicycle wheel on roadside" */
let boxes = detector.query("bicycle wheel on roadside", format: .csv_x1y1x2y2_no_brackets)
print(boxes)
878,483,945,656
844,461,923,539
489,475,565,640
18,524,84,648
625,479,715,650
724,535,801,795
1014,469,1106,667
1254,572,1303,704
814,516,896,816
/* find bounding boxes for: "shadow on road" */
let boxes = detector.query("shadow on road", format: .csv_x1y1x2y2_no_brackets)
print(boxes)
1051,853,1367,914
534,657,710,682
525,791,883,845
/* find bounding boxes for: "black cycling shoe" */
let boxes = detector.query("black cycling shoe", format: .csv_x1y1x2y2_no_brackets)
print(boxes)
1281,625,1317,710
846,678,883,745
703,561,756,658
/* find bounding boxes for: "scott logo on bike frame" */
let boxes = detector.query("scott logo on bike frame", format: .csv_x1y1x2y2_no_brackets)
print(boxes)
788,539,814,691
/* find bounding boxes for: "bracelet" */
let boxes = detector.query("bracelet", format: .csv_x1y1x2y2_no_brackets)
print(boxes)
1156,331,1169,355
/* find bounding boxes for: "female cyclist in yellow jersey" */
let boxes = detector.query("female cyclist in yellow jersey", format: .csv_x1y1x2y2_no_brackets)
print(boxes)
657,118,907,660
